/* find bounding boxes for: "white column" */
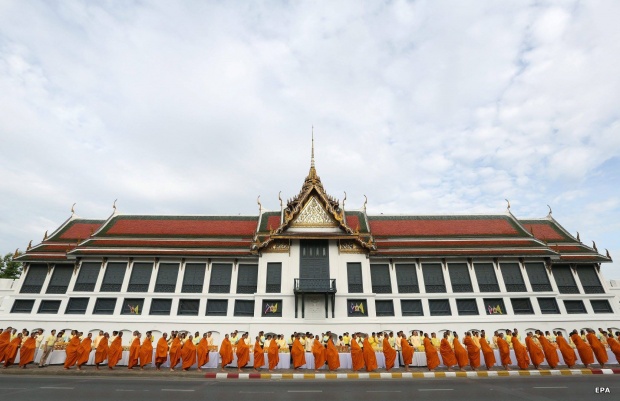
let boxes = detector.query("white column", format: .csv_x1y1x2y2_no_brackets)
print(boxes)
174,259,184,293
520,260,533,293
468,260,480,292
147,259,159,293
571,265,586,294
230,260,239,294
494,259,507,293
93,259,107,292
120,259,133,292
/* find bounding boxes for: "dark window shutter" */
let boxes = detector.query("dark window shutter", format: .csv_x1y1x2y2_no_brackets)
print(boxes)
429,299,451,316
178,299,200,315
237,264,258,294
65,297,89,314
448,263,473,292
500,263,526,292
127,263,153,292
347,263,363,293
576,265,604,294
93,298,117,315
423,263,446,293
182,263,205,293
474,263,500,292
525,262,552,291
154,263,179,293
206,299,228,316
456,299,478,315
11,299,35,313
553,265,579,294
20,264,47,294
38,300,61,314
100,262,127,292
401,299,423,316
590,300,612,313
266,263,282,293
209,263,232,293
370,264,392,293
74,262,101,292
395,264,419,293
537,297,559,314
46,265,73,294
234,300,255,317
564,300,587,314
510,298,534,314
375,300,394,316
150,299,172,315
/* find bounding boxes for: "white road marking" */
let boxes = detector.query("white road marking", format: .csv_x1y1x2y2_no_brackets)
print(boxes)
161,389,195,392
418,388,454,391
240,391,274,393
533,386,568,389
40,387,74,390
288,390,323,393
367,390,402,392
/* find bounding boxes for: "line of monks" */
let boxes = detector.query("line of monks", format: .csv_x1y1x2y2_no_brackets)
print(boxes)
2,326,619,372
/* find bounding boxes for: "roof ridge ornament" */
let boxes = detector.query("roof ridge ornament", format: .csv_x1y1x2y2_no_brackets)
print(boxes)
505,199,511,211
576,231,580,242
257,195,262,214
592,241,598,252
112,199,118,213
606,249,612,260
71,203,76,217
547,204,552,217
363,195,368,212
43,230,48,241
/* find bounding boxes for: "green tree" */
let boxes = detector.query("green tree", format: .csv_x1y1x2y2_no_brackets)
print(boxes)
0,252,23,279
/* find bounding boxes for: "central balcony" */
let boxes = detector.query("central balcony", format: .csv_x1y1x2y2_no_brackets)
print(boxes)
293,278,336,318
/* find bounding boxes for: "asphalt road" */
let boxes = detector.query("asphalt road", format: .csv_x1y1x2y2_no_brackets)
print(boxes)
1,375,619,400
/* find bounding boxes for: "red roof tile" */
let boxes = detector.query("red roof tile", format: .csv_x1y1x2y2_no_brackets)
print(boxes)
376,249,555,256
73,249,251,256
369,218,520,237
346,215,360,230
266,216,281,231
376,239,539,248
104,219,257,237
86,239,251,248
59,222,103,240
522,223,566,241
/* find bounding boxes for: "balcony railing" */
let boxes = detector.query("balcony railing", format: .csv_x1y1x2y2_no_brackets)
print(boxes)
294,278,337,293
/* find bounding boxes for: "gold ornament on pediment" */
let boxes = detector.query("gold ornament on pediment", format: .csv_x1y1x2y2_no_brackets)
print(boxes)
339,240,364,254
290,196,338,227
264,240,290,253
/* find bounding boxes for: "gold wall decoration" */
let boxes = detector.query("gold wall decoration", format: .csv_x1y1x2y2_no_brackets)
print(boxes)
339,240,365,253
290,196,338,227
264,240,290,253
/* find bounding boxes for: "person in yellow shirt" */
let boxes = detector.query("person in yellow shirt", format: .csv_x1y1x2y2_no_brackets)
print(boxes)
194,331,201,346
388,332,396,348
93,331,104,349
343,333,350,347
505,330,513,348
38,329,57,367
430,332,441,348
472,331,481,348
410,331,422,349
368,332,377,350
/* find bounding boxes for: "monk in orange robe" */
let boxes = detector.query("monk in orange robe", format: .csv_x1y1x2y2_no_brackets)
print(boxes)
181,335,197,371
382,335,396,371
571,331,594,367
351,334,365,371
236,334,250,371
511,332,530,370
169,333,182,371
424,334,440,371
586,330,608,367
128,332,141,369
2,334,21,368
400,333,414,372
497,334,511,369
555,333,576,368
536,330,558,369
606,333,620,364
18,333,36,368
453,333,468,371
64,330,81,369
108,332,123,369
219,334,234,371
139,332,153,369
440,332,457,370
154,333,168,371
463,332,481,370
76,333,92,370
312,336,326,371
0,327,12,363
267,335,279,371
253,337,264,371
362,336,378,371
326,334,340,371
95,332,109,370
525,333,545,369
197,333,209,372
479,332,496,370
291,334,306,369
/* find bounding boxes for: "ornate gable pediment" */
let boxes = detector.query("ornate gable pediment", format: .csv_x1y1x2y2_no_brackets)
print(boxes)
290,196,338,228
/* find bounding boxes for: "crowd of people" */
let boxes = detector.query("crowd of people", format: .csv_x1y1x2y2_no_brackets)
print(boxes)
1,325,619,372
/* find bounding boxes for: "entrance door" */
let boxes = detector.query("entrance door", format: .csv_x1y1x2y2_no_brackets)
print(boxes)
299,240,329,290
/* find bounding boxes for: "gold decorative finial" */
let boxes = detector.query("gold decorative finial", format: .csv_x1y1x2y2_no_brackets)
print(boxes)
363,195,368,212
311,126,315,169
576,231,580,242
547,204,552,216
257,195,262,212
505,199,511,211
112,199,117,211
278,191,283,208
342,191,347,210
606,249,611,259
43,230,48,241
27,240,32,250
71,203,76,216
592,241,598,252
13,248,19,258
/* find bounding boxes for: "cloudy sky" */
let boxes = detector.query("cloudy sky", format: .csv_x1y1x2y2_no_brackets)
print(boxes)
1,0,619,279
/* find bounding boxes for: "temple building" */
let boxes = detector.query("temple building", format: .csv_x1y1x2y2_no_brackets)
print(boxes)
1,146,618,338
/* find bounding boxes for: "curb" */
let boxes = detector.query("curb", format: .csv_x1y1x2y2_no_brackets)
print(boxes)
205,368,620,380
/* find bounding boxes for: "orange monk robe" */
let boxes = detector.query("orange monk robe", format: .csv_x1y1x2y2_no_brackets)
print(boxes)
235,339,250,369
525,336,545,367
95,337,109,365
291,338,306,369
606,337,620,363
440,338,457,367
219,338,234,368
197,338,209,368
64,335,81,368
511,336,530,370
362,338,378,371
453,338,468,368
538,335,559,368
382,337,396,371
127,337,141,369
556,336,576,367
586,333,608,365
351,338,365,371
571,334,594,366
18,336,36,367
401,338,414,367
181,340,197,370
497,337,512,367
326,338,340,371
480,337,496,369
139,337,153,368
3,337,21,367
424,337,440,370
267,339,279,370
463,336,481,369
107,336,123,368
0,330,11,362
169,337,182,369
155,337,168,365
253,340,265,369
312,339,326,370
76,337,92,367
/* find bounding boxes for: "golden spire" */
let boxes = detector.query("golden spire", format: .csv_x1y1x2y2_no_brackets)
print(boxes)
308,127,317,180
